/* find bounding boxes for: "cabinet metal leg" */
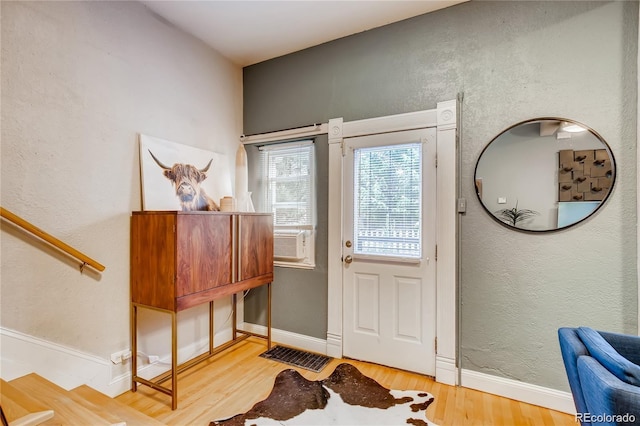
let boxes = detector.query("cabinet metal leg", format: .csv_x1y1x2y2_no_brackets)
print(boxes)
130,281,272,410
267,282,272,349
209,301,214,355
232,293,237,340
131,304,138,392
171,311,178,411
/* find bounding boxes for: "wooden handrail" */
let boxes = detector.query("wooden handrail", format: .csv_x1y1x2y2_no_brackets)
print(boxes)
0,207,105,272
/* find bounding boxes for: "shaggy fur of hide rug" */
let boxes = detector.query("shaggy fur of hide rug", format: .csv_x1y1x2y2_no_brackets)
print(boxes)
210,363,437,426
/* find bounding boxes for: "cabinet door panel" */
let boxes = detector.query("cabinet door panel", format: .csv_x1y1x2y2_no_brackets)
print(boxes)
131,214,176,310
176,214,233,297
239,215,273,281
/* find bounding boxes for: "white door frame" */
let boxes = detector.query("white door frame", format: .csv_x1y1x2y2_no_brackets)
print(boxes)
326,99,458,385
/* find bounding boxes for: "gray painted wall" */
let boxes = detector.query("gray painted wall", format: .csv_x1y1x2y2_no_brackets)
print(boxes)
244,136,329,339
243,1,638,391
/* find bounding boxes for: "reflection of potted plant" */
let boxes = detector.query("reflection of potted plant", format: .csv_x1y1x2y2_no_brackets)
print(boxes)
495,202,539,227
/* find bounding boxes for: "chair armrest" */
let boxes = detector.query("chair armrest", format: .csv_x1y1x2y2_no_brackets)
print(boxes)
559,327,590,417
577,356,640,425
599,331,640,366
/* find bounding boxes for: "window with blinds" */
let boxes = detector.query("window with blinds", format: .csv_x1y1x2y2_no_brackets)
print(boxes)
353,143,422,259
260,140,316,268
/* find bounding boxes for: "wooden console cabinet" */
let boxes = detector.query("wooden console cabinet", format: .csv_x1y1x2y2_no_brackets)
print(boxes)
130,211,273,409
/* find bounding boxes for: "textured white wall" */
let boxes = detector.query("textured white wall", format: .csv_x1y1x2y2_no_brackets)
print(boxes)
1,1,242,366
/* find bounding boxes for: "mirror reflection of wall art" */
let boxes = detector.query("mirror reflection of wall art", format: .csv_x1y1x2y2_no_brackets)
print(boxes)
139,134,232,211
474,118,616,232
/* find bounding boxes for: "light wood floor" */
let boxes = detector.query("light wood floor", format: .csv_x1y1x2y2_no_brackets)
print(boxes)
115,338,576,425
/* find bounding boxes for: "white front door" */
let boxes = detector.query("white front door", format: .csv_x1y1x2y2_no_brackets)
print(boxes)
342,127,437,376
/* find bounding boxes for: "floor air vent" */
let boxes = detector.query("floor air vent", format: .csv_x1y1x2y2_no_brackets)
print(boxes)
260,345,331,373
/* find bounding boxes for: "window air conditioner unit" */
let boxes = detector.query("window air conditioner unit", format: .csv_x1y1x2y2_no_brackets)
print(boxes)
274,231,305,260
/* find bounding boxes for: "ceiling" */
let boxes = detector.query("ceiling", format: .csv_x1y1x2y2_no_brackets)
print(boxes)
141,1,468,67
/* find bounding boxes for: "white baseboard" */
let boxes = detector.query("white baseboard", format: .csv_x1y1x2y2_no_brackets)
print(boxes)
0,326,233,398
0,323,320,398
239,322,328,355
461,368,576,415
2,326,577,415
1,327,114,394
1,323,318,398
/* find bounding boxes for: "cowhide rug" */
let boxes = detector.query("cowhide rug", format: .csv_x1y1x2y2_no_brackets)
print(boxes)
210,363,437,426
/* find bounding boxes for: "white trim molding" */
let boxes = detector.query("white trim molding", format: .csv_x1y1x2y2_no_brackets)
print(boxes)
327,117,344,359
461,369,576,415
435,99,458,385
327,101,459,385
435,355,458,385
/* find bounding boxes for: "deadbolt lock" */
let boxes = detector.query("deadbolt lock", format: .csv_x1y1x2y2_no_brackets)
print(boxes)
345,240,352,248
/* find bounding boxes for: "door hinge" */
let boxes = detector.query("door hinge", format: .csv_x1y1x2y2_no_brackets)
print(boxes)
435,245,438,261
435,337,438,353
435,153,438,168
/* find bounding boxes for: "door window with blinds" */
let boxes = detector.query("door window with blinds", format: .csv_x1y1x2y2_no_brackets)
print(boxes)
260,140,316,268
353,143,422,259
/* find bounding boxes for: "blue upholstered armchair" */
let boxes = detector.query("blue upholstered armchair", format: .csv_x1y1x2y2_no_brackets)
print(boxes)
558,327,640,426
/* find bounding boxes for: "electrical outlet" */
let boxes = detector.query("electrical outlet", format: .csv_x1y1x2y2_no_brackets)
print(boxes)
110,349,132,364
110,352,123,364
148,355,160,364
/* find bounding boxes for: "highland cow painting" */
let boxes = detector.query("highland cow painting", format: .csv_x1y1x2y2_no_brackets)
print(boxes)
139,134,232,211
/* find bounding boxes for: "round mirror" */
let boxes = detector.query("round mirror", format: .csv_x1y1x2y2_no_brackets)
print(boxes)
474,118,616,232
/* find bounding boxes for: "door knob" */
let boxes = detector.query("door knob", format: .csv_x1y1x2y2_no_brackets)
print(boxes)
344,255,353,264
